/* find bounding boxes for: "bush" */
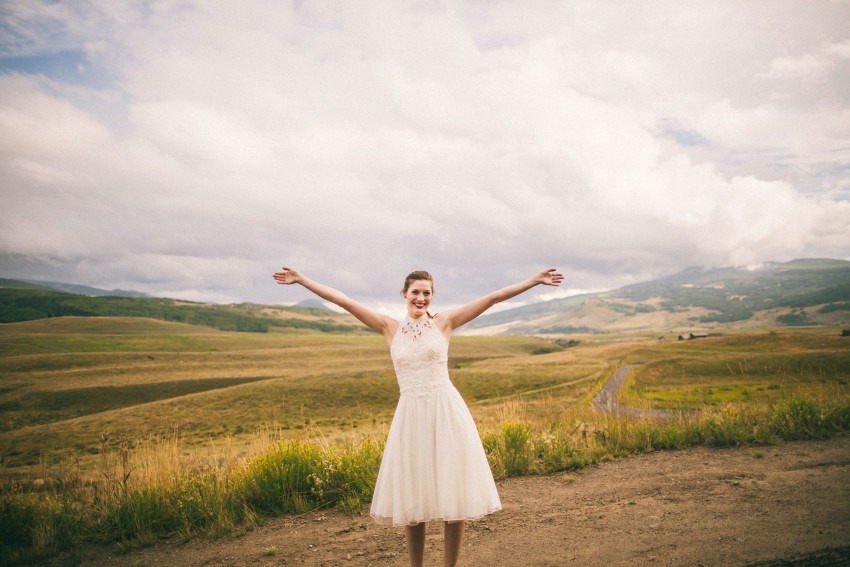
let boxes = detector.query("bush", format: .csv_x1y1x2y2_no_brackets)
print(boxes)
776,313,809,326
534,428,586,473
769,396,840,440
482,421,535,478
699,413,751,447
235,439,381,516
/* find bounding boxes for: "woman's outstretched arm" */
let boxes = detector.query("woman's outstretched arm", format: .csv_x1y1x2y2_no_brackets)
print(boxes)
273,267,396,339
439,268,563,331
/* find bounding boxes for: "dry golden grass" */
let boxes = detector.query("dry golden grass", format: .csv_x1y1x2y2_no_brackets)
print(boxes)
0,317,571,478
2,318,846,487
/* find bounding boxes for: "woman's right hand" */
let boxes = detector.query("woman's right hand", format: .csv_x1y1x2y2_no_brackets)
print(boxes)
532,268,564,287
273,266,302,285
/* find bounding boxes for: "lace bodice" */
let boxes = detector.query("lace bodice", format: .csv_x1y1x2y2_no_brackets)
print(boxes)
390,316,452,398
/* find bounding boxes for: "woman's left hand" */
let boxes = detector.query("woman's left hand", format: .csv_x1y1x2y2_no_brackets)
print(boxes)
273,267,303,285
534,268,564,287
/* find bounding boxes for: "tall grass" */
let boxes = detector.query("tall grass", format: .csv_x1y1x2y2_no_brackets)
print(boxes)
2,395,848,565
0,433,383,565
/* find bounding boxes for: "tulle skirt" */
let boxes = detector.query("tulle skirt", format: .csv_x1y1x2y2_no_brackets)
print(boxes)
370,385,502,526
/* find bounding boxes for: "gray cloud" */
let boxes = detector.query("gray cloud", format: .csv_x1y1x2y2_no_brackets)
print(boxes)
1,0,849,311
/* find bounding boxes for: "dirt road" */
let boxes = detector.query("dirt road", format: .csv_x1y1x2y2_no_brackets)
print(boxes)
591,366,699,420
43,436,850,567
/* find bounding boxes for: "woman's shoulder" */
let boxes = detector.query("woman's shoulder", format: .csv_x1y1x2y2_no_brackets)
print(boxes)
429,312,453,337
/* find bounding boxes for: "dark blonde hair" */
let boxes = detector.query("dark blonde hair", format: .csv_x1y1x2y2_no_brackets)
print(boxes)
402,271,435,318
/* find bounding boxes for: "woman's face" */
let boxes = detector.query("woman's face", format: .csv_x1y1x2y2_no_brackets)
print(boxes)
403,279,433,318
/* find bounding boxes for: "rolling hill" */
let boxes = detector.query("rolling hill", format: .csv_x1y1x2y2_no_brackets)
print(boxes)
3,259,849,335
462,258,850,335
0,279,367,333
0,277,149,297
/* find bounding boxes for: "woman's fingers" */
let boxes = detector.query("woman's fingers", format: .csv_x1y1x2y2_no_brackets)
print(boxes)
273,267,300,285
542,268,564,286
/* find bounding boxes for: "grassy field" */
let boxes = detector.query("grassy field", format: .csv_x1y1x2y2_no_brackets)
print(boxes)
618,329,850,410
0,317,592,476
1,317,848,565
2,318,846,475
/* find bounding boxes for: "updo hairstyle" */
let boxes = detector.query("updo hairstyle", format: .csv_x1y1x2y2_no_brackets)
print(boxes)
402,270,434,293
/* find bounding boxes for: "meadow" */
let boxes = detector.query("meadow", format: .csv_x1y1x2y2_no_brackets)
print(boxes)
619,329,850,410
1,317,848,565
0,317,579,475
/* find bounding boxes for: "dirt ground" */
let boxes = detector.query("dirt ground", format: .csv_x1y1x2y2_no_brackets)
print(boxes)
43,436,850,567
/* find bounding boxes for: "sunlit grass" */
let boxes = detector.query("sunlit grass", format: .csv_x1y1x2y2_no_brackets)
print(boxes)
617,329,849,410
0,318,567,475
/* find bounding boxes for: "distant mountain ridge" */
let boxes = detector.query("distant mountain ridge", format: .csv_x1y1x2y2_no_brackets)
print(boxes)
3,259,848,334
463,258,850,335
295,298,333,310
0,278,149,298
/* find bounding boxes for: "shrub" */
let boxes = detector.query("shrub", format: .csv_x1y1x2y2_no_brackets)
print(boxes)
772,397,834,441
482,421,535,478
234,438,381,516
534,428,586,473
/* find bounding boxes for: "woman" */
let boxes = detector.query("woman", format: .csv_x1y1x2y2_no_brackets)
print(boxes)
273,266,563,567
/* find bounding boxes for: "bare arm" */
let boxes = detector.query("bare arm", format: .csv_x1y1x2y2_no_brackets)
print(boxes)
273,267,396,339
438,268,564,331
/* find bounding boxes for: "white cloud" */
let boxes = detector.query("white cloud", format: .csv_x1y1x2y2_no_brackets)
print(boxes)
761,53,833,81
824,40,850,58
0,74,112,158
1,0,849,307
536,287,605,302
761,39,850,80
130,100,273,169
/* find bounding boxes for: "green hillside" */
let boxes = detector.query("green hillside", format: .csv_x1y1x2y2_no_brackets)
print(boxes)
0,285,366,334
4,258,849,335
465,258,850,334
0,278,148,297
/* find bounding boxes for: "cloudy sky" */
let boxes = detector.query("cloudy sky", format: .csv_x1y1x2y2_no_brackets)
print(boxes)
2,1,849,313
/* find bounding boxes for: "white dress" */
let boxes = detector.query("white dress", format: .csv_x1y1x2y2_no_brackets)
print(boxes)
369,315,502,526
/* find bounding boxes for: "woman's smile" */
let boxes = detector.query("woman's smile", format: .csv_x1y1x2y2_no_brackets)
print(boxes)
404,280,433,317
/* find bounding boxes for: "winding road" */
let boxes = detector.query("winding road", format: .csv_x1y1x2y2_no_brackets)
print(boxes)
592,366,699,419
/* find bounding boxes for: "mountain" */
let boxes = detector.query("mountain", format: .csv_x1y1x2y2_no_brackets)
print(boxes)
3,259,848,335
0,278,149,298
295,298,333,310
462,258,850,335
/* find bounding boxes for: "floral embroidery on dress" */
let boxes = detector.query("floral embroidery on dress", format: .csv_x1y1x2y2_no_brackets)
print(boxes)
391,316,450,399
399,317,433,341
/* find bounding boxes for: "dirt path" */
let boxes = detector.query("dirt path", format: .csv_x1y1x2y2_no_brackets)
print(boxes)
43,435,850,567
591,366,698,419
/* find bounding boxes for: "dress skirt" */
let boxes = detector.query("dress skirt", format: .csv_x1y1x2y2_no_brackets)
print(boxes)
369,385,502,526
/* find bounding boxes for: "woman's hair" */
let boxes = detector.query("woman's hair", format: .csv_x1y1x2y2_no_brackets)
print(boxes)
403,270,434,293
403,270,435,318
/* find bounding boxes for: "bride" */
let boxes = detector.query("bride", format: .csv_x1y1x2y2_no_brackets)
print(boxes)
273,266,563,567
